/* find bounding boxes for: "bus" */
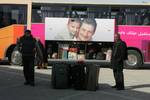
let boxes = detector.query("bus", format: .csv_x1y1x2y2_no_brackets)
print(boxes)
0,0,150,68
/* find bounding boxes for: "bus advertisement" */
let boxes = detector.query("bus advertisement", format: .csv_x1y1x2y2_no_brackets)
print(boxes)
45,17,115,42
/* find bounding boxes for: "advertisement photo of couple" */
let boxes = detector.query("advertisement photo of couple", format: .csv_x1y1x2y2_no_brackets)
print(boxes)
45,17,115,42
55,18,97,41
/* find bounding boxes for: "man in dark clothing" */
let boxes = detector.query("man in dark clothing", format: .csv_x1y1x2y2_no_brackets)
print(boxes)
35,38,44,69
111,33,127,90
19,30,36,86
35,38,47,69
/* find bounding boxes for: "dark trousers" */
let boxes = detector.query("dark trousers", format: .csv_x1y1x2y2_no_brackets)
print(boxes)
22,56,35,84
113,69,124,89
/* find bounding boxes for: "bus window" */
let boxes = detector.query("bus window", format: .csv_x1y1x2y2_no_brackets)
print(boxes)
71,6,87,18
135,12,143,25
116,12,125,25
32,5,42,23
0,4,27,28
32,4,67,23
125,8,137,25
142,12,150,25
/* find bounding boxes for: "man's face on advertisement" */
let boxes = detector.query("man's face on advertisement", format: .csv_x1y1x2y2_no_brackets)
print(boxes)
78,23,95,41
68,21,80,36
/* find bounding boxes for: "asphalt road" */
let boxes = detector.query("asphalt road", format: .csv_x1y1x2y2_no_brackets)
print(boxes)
0,65,150,100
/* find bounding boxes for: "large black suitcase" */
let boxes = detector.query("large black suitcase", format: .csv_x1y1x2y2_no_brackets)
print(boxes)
51,63,70,89
86,65,99,91
70,64,87,90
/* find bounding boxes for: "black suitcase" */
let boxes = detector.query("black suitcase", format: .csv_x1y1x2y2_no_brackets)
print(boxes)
70,64,86,90
51,63,70,89
86,65,99,91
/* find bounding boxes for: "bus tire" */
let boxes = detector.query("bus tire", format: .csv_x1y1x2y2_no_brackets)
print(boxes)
11,50,22,66
124,50,142,69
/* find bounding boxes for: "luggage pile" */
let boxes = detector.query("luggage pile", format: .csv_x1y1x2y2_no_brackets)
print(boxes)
51,63,99,91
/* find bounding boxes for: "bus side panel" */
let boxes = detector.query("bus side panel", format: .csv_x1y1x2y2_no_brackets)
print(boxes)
31,23,45,45
0,25,14,59
118,25,150,62
0,25,24,60
13,25,24,43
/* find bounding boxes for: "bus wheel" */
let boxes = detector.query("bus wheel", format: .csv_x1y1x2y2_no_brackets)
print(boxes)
124,50,142,69
11,50,22,66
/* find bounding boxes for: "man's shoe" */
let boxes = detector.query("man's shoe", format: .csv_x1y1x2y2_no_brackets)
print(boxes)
116,88,125,90
24,82,30,85
111,85,116,88
30,83,35,87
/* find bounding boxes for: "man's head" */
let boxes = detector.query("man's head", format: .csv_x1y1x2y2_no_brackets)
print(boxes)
114,33,121,42
24,30,31,37
77,18,97,41
67,18,81,37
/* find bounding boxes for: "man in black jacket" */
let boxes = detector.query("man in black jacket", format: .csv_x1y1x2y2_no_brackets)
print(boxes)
35,38,48,69
19,30,36,86
111,33,127,90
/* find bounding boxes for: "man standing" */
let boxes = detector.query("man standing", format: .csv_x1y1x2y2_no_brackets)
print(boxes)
111,33,127,90
35,38,46,69
19,30,36,86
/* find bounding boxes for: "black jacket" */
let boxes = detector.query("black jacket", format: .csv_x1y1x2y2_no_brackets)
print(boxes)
19,35,36,57
111,40,127,70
